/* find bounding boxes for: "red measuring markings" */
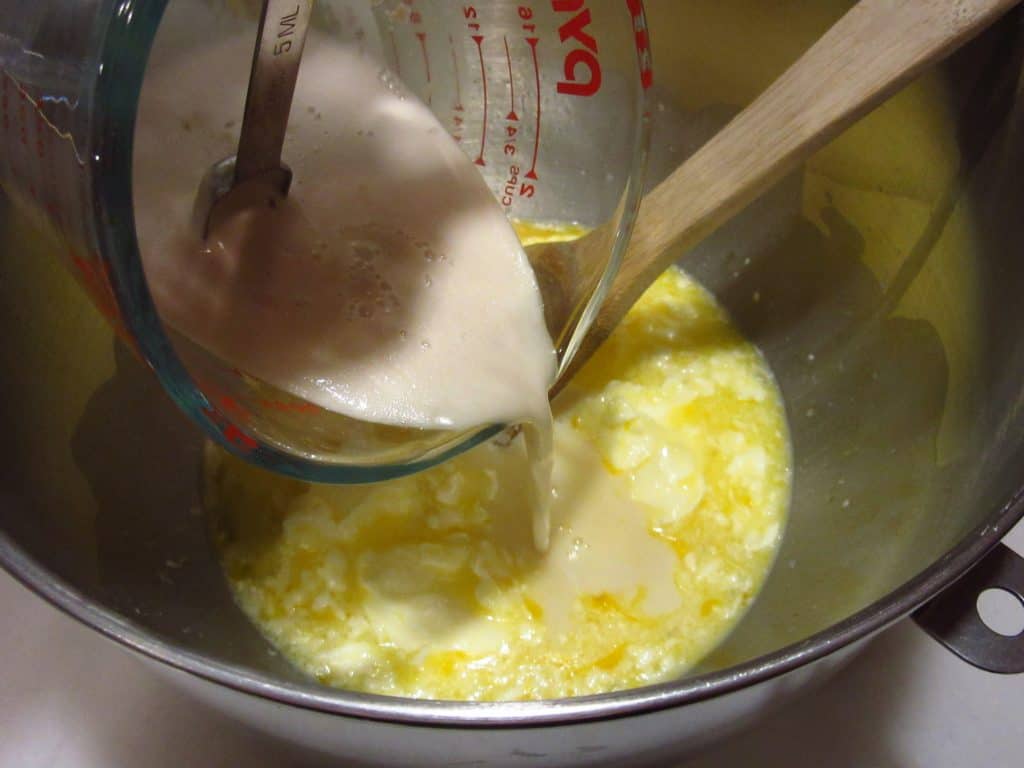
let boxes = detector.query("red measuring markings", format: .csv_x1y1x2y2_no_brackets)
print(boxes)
201,405,259,453
35,109,46,161
204,370,319,416
216,393,250,421
1,70,86,167
409,3,432,107
69,251,139,354
193,379,258,454
17,91,27,148
463,6,487,165
626,0,654,90
449,34,465,142
499,35,523,210
503,36,517,120
259,398,320,414
416,32,432,105
471,34,487,166
524,35,540,181
71,253,121,326
449,35,464,109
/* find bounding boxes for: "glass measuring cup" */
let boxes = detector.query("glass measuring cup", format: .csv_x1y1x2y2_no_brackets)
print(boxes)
0,0,652,482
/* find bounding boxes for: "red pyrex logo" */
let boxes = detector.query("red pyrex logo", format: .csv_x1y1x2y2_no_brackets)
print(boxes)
553,0,601,97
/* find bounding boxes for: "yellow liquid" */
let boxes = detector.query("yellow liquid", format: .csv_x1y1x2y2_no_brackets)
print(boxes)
204,263,791,701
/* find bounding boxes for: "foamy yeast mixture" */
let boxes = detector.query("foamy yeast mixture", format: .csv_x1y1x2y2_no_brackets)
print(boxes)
133,35,557,544
205,266,791,701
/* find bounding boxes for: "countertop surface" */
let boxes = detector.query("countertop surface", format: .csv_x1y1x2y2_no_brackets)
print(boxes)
2,522,1022,768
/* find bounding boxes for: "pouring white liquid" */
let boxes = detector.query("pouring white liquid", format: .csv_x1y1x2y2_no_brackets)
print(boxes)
133,37,557,547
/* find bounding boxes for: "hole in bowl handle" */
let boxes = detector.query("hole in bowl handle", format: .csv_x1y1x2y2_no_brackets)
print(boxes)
913,543,1024,674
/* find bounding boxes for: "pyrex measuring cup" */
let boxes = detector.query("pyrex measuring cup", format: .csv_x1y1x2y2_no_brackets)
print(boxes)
0,0,652,482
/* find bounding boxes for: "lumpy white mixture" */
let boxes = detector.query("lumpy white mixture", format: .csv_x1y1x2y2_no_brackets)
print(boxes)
133,34,557,543
206,267,792,700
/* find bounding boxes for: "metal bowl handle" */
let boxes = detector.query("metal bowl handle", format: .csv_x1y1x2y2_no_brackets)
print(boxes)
913,543,1024,674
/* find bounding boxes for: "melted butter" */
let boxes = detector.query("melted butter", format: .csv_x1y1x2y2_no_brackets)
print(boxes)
206,265,791,701
530,423,682,633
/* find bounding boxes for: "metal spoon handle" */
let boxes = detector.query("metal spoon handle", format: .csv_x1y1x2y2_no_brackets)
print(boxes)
234,0,314,184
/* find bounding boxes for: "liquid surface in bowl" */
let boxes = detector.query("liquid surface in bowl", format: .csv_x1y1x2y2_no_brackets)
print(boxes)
204,263,791,701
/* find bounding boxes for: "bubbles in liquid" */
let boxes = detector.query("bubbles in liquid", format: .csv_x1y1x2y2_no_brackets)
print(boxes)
351,240,384,264
335,227,433,322
943,0,974,31
330,224,453,326
377,67,408,99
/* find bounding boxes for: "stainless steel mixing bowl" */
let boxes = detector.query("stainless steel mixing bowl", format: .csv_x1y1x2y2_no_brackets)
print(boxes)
2,1,1023,766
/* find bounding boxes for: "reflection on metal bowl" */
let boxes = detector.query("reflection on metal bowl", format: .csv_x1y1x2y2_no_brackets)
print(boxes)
1,0,1023,766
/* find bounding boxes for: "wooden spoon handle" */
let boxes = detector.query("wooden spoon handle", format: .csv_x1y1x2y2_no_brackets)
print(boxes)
562,0,1018,386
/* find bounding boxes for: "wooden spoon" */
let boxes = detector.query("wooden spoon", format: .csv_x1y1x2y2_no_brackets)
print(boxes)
550,0,1019,395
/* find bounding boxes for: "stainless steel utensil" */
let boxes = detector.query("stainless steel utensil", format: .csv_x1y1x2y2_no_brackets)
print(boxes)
192,0,312,238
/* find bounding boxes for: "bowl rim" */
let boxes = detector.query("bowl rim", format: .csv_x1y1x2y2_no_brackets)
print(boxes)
5,0,1024,731
2,480,1021,728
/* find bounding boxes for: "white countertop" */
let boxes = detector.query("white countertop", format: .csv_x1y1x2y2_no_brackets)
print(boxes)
2,522,1022,768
